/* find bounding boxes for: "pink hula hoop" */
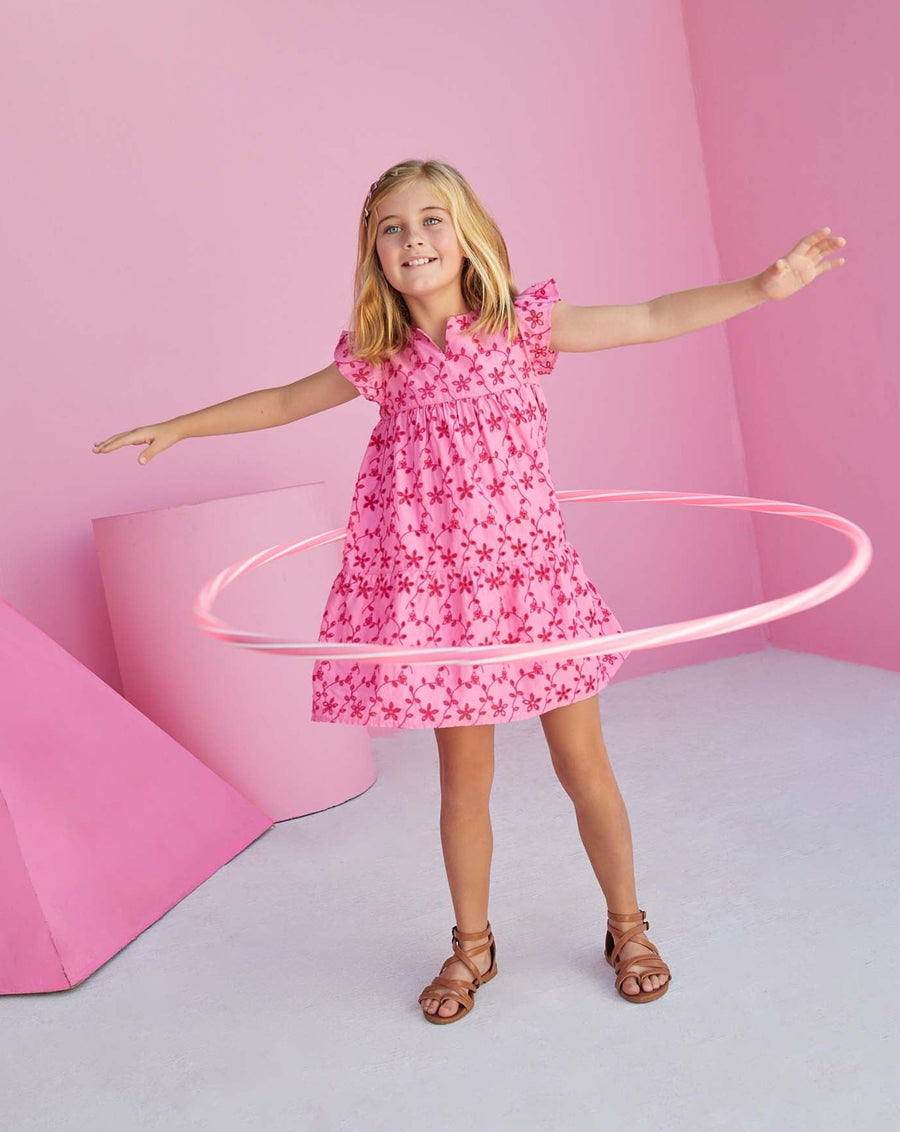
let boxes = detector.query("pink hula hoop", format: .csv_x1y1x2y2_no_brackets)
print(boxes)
193,489,872,666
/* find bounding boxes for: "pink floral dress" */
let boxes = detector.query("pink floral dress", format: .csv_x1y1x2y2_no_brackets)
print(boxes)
310,278,630,730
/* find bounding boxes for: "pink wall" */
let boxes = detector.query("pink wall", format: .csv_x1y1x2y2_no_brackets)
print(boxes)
682,0,896,671
0,1,889,709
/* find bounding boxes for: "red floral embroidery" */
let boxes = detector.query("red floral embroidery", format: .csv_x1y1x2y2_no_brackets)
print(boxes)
312,279,630,729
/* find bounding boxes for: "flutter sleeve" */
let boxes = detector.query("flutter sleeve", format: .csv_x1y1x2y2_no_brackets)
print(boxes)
333,329,385,403
513,277,561,376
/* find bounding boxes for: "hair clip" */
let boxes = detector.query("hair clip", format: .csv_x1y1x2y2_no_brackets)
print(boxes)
363,178,381,223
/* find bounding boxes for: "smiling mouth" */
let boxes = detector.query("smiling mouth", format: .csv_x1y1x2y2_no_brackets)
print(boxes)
403,257,437,268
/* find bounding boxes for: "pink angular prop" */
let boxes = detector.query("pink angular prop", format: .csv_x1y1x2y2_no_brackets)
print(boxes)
0,599,272,995
194,490,872,663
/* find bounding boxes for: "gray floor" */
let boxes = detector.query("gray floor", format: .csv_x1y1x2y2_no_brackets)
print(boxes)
4,647,898,1131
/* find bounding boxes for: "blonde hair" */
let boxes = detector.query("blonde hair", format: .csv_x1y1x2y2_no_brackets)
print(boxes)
345,159,523,366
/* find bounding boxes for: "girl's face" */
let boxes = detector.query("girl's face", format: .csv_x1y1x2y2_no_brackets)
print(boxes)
373,178,466,301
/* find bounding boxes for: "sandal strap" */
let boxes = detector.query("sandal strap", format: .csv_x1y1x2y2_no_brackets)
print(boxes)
607,924,659,964
442,948,483,986
614,954,670,977
419,923,495,1013
607,919,651,947
613,956,671,992
606,910,670,977
419,990,472,1014
607,908,649,928
452,939,495,984
429,975,476,992
452,922,492,941
418,977,475,1012
449,924,493,985
604,908,671,994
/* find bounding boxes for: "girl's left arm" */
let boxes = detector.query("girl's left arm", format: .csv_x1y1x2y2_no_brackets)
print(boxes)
549,227,847,353
647,226,847,342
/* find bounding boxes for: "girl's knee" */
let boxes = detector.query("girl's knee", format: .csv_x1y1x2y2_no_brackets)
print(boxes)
436,727,495,796
434,723,494,761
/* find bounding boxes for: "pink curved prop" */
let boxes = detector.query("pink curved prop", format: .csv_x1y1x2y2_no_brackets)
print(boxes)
193,490,873,666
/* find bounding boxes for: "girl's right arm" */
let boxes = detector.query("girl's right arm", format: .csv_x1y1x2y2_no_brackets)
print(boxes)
92,363,360,465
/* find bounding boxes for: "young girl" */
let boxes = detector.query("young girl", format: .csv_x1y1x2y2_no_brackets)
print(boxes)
93,159,845,1025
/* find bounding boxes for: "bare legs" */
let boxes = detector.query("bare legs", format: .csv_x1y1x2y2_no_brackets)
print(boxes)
420,722,496,1018
540,693,668,995
420,694,666,1016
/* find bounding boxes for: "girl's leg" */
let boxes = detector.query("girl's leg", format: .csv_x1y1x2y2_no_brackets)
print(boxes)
539,693,668,996
420,721,496,1018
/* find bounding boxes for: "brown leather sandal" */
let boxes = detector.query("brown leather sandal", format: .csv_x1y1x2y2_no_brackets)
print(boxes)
604,908,671,1003
418,921,498,1025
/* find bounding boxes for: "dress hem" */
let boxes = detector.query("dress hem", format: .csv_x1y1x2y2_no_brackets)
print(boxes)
310,654,627,731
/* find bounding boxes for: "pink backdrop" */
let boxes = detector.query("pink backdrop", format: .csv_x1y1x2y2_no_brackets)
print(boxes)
681,0,895,668
0,1,892,720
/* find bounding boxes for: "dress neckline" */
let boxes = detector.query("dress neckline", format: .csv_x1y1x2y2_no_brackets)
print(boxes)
412,309,477,357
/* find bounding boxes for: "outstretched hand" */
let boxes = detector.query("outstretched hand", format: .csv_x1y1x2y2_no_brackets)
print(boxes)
756,227,847,301
92,420,182,465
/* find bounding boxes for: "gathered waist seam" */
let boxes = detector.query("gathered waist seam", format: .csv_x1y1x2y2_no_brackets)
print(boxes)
378,379,542,419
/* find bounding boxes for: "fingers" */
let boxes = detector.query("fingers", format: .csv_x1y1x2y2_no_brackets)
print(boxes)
814,239,847,269
807,227,847,256
797,226,829,254
92,431,133,452
92,430,150,460
794,226,827,256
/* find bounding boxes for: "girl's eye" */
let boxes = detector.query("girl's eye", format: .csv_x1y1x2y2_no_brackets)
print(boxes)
383,217,441,235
